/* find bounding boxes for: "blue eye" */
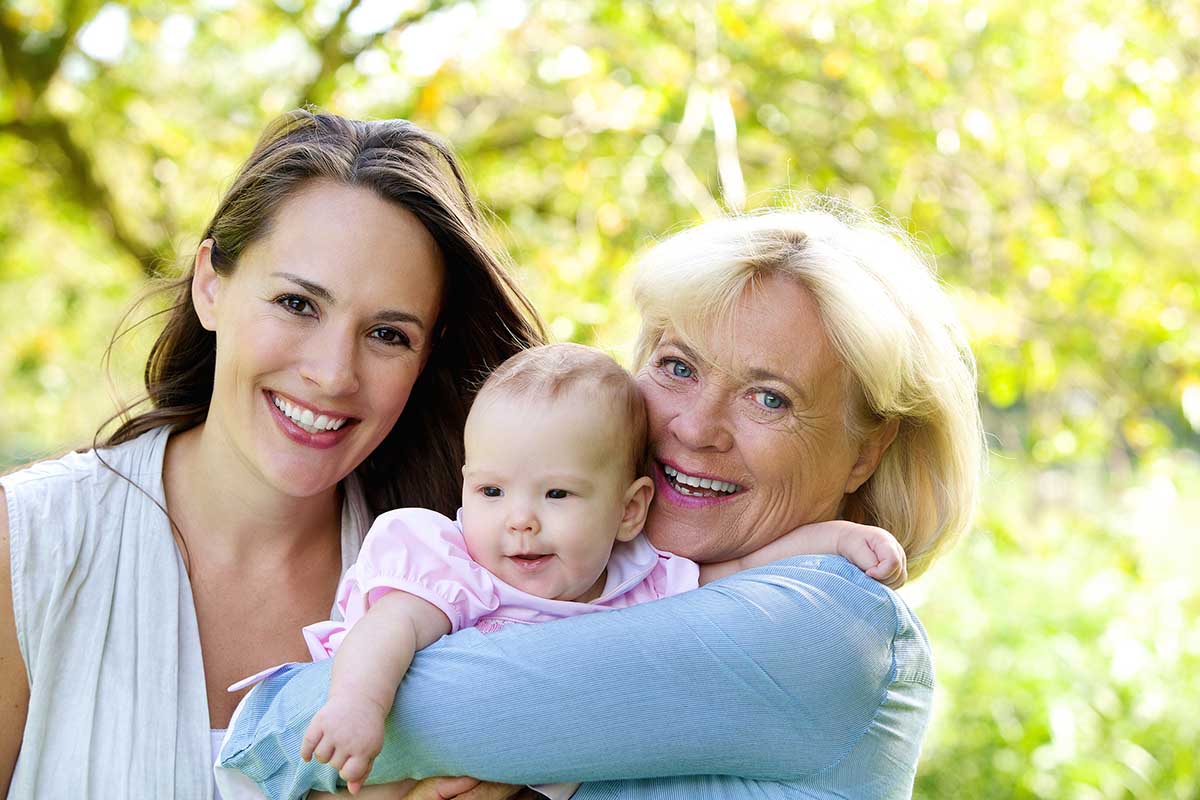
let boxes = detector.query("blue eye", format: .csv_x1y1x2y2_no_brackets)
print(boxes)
546,489,569,499
754,391,786,410
664,358,693,379
482,486,503,497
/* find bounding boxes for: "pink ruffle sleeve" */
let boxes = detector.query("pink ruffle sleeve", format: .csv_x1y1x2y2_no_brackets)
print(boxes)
301,508,501,661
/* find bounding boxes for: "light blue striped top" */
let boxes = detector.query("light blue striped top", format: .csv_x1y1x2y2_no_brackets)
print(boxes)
219,555,933,799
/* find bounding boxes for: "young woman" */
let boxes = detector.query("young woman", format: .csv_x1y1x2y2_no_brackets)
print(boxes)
0,110,543,798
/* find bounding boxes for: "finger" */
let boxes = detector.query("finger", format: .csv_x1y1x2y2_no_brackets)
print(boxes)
459,782,521,799
329,746,351,773
400,777,446,800
312,736,336,765
435,777,482,797
348,780,363,795
342,754,374,785
301,727,321,762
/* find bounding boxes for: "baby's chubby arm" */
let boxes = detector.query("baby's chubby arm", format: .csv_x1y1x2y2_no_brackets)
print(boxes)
699,519,908,589
302,592,452,794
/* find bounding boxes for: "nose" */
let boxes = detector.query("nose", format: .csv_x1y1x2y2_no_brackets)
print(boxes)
505,503,540,535
665,385,734,452
299,324,360,396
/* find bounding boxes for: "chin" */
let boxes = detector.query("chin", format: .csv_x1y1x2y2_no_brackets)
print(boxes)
645,517,720,562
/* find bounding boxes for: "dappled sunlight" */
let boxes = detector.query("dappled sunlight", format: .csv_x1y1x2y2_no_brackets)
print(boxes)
1,0,1197,796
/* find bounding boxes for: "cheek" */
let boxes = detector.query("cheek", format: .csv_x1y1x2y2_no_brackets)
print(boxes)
638,382,673,440
370,361,425,421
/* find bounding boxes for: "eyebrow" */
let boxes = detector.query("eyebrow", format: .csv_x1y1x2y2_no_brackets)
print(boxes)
662,337,811,405
273,272,427,329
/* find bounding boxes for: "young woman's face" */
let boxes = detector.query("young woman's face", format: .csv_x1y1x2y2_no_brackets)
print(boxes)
193,180,444,500
636,274,882,563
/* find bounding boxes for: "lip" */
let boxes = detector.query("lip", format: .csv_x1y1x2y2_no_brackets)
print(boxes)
653,460,744,509
506,554,554,572
265,390,356,450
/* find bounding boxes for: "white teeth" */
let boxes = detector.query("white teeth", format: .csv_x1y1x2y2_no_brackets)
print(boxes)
663,465,740,494
271,394,348,433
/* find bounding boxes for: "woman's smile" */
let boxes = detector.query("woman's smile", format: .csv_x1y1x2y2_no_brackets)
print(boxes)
652,460,744,508
265,390,358,450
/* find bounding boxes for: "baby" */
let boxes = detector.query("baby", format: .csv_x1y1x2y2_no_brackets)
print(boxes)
238,343,906,796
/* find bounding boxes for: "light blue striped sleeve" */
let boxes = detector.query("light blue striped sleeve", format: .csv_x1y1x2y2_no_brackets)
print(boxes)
219,556,929,799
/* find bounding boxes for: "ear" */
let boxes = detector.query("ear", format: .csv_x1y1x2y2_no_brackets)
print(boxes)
615,476,655,542
192,239,221,332
844,418,900,495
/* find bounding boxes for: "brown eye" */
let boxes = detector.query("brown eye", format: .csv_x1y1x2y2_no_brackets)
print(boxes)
370,327,413,348
277,294,314,315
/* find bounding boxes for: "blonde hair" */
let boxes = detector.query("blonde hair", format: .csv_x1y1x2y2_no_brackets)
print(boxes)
476,343,648,479
632,199,985,577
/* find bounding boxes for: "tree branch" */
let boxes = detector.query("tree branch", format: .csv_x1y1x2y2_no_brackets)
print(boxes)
296,0,451,108
1,116,168,276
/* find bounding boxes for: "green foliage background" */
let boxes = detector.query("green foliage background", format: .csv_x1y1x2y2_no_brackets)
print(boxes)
2,0,1197,796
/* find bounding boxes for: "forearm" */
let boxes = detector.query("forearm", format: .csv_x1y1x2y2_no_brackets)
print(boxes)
221,557,902,791
328,594,430,713
699,523,843,584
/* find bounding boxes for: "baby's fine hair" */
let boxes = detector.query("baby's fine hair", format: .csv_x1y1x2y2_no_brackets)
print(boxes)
477,343,648,479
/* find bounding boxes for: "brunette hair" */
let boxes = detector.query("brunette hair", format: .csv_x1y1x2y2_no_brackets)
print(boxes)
475,343,648,478
101,110,544,517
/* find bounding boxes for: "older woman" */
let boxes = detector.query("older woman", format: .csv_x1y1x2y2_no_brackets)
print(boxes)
0,110,542,798
218,201,985,799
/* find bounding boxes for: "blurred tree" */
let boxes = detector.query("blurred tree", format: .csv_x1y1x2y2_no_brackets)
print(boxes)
2,1,1198,796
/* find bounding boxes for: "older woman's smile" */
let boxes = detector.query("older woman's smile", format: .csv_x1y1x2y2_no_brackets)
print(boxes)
655,461,743,505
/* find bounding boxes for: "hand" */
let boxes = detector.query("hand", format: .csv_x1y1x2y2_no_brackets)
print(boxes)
301,696,388,794
835,522,908,589
401,777,525,799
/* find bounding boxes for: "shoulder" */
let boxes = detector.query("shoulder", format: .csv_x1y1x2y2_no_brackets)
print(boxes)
355,507,481,582
0,428,172,631
0,427,168,503
361,507,466,552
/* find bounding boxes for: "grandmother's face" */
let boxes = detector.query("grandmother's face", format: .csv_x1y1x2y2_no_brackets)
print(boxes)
637,274,881,563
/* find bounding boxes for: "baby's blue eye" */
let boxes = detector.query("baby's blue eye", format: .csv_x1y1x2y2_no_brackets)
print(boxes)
754,391,785,410
482,486,503,497
665,358,693,379
546,489,569,499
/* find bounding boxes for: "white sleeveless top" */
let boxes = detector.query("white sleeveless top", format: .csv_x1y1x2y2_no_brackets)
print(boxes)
1,427,371,798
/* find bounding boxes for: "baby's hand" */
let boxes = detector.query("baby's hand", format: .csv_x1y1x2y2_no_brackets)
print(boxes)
834,522,908,589
302,695,388,794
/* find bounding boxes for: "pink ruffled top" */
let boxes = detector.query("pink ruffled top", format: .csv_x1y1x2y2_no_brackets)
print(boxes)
301,507,699,660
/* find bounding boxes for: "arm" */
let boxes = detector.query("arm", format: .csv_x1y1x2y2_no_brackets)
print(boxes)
1,489,30,796
302,591,451,793
221,557,913,791
699,519,907,588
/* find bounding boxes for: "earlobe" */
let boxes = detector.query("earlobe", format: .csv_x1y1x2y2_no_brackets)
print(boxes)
192,239,221,332
844,418,900,495
616,476,655,542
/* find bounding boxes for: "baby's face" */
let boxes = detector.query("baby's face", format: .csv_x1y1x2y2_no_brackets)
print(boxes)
461,390,637,602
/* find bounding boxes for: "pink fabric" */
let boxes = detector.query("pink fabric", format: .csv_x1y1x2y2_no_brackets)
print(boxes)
302,507,699,661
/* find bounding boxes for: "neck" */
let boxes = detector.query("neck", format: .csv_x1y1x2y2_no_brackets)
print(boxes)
164,422,342,566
